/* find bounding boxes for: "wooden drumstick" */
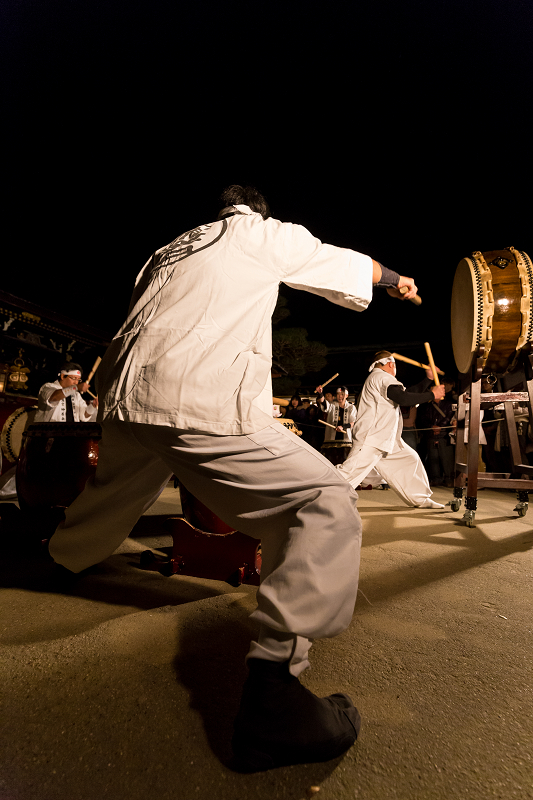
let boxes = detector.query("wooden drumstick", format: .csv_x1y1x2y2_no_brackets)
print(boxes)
424,342,440,386
86,356,102,384
85,389,97,400
321,372,340,390
319,419,338,430
272,396,290,407
391,353,445,375
399,286,422,306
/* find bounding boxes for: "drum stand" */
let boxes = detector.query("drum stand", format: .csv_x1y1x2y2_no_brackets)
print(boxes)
451,352,533,526
140,518,261,585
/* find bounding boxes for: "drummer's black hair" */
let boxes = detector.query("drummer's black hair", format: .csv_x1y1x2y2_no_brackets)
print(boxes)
335,385,349,394
219,185,271,219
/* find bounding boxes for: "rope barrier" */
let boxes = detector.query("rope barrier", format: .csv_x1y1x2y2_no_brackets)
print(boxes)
287,417,521,432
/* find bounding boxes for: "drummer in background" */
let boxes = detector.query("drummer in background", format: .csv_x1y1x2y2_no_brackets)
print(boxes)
337,351,446,508
315,385,357,464
300,399,324,451
34,362,98,423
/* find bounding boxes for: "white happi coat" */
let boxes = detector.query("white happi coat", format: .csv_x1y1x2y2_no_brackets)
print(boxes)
352,368,405,453
97,205,374,435
35,381,96,423
321,400,357,442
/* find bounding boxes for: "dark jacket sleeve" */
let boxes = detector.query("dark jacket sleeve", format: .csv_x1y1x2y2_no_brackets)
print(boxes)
387,377,434,407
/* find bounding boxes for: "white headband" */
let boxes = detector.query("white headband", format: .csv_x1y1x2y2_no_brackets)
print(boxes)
369,356,395,372
59,369,82,377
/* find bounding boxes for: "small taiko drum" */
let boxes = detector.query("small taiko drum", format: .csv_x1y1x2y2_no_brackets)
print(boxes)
321,439,352,466
16,422,101,512
273,417,302,435
451,247,533,374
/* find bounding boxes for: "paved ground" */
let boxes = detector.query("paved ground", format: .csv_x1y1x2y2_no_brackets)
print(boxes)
1,484,532,800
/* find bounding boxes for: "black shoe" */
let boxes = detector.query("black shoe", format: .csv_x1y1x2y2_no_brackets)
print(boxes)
231,658,361,772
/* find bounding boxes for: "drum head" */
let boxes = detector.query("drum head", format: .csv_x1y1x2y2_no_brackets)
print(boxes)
273,418,301,435
1,406,37,463
451,259,476,373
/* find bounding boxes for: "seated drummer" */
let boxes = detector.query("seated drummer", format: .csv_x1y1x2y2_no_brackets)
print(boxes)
34,362,98,423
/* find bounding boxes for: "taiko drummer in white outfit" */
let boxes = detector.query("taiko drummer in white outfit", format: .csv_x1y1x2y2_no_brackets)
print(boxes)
48,185,420,770
35,363,98,423
337,351,446,508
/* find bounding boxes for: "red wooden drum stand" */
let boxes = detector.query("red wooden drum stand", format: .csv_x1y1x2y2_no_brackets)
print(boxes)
450,247,533,526
140,483,261,586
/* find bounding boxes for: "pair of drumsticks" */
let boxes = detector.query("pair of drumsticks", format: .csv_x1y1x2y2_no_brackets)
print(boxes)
392,342,442,386
316,373,342,430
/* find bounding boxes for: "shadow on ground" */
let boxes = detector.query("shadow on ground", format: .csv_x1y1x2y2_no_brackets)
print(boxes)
172,599,348,794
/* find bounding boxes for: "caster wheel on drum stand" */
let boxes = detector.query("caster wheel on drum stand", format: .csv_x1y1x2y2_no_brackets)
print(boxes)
140,549,157,569
140,549,177,577
462,509,476,527
448,499,462,512
514,502,528,518
160,561,175,577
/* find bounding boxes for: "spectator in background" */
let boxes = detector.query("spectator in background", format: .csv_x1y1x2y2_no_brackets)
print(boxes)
300,401,324,451
284,395,305,423
400,404,419,452
418,380,456,487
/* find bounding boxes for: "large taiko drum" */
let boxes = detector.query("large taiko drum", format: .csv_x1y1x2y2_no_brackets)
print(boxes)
451,247,533,375
16,422,101,512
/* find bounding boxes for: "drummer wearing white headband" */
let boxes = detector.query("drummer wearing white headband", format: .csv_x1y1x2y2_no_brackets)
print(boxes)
337,350,446,508
34,362,98,423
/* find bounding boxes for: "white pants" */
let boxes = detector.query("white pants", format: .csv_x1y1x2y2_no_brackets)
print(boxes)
49,420,362,676
360,467,385,488
337,439,434,507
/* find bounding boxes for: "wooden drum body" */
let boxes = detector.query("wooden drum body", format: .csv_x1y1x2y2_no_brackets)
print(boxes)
321,440,351,466
16,422,101,511
451,247,533,375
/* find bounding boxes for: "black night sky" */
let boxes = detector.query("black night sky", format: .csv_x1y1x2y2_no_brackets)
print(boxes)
3,0,533,387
